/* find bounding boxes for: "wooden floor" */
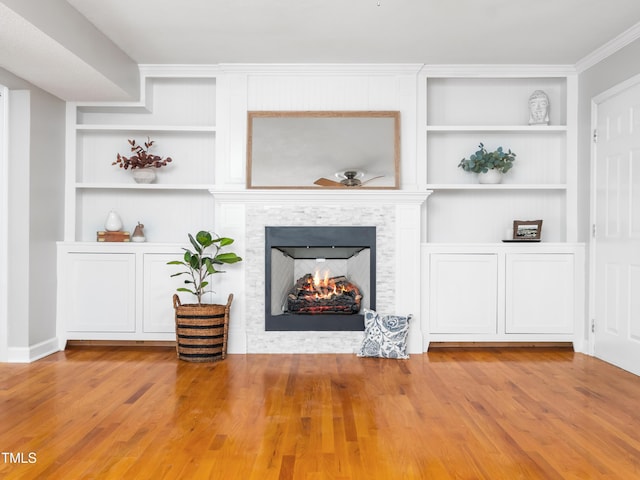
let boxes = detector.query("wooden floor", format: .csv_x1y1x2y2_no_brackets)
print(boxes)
1,347,640,479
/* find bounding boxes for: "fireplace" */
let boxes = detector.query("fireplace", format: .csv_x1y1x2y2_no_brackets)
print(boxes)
265,226,376,331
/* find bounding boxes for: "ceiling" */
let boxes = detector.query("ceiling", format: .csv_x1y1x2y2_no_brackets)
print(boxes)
3,0,640,100
64,0,640,64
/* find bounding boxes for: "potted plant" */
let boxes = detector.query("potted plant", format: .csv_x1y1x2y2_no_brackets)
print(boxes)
112,136,173,184
167,230,243,362
458,142,516,184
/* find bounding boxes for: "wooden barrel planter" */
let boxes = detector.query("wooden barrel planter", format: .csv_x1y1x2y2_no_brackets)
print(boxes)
173,293,233,362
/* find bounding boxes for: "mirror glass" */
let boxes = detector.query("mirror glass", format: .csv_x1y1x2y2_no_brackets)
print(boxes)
247,111,400,189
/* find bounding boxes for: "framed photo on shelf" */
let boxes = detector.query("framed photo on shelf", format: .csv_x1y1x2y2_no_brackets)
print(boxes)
511,220,543,241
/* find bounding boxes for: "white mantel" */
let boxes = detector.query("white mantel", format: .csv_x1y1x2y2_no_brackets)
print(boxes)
209,189,432,205
210,189,431,354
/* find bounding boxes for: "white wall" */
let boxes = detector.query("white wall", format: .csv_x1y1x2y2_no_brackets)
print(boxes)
0,84,7,362
0,67,65,361
7,90,30,350
28,88,65,346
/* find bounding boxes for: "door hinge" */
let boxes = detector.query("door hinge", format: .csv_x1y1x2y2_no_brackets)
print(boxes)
593,129,598,143
592,224,597,238
591,319,596,334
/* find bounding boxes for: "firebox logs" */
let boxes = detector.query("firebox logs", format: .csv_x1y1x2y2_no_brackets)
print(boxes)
287,273,362,314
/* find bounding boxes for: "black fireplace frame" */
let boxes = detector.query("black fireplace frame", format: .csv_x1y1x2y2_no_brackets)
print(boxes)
265,226,376,331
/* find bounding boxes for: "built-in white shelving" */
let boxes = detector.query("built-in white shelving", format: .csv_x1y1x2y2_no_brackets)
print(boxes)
422,72,577,243
426,184,567,190
75,183,212,190
66,75,219,244
419,70,584,347
58,72,221,344
426,125,568,132
76,124,217,132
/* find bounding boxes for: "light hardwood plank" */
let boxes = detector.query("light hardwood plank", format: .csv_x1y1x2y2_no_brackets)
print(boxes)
1,347,640,479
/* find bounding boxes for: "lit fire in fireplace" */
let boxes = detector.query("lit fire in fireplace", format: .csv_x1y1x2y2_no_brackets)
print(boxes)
287,270,362,314
310,270,346,299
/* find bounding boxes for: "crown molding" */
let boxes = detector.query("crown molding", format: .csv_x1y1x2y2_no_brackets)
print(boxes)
576,21,640,73
218,63,424,76
138,64,223,78
420,64,576,78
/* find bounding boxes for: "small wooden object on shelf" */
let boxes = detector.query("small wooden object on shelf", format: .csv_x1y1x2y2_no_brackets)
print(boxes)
97,231,131,242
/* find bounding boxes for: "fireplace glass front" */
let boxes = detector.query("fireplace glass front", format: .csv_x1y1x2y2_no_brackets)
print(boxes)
265,226,376,331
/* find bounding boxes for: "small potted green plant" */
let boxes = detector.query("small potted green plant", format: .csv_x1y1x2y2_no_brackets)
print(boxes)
112,137,173,184
458,142,516,184
167,231,243,362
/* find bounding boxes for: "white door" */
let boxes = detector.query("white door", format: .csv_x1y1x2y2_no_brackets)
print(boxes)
593,79,640,376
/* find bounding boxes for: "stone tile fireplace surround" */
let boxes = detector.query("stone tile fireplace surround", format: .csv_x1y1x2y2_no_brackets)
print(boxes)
211,190,430,354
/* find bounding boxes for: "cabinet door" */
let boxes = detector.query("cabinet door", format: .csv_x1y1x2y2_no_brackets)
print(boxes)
505,253,574,334
143,254,184,333
67,253,136,332
429,254,498,334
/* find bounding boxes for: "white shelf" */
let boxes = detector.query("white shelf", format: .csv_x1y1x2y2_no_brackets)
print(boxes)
58,241,185,250
426,125,567,132
423,74,575,244
426,184,567,191
75,124,216,132
75,183,212,190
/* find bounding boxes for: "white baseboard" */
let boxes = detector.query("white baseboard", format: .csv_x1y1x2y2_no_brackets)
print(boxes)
7,337,61,363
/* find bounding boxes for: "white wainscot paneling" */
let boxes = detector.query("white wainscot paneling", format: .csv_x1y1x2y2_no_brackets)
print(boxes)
247,74,402,111
427,190,566,243
77,190,214,243
426,77,567,126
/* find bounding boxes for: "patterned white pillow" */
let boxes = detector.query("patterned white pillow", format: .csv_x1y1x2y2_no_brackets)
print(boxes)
357,308,412,359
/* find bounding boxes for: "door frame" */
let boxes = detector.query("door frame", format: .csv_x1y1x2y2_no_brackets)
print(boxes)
0,85,8,362
589,72,640,356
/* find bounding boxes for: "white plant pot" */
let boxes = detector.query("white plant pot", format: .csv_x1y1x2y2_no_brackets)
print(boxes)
132,168,157,184
478,169,503,184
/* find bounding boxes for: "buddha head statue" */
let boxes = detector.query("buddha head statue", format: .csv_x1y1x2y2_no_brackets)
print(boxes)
528,90,550,125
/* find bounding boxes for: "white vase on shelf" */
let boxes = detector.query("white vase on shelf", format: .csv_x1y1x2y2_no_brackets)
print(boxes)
104,210,123,231
132,168,157,184
477,169,503,184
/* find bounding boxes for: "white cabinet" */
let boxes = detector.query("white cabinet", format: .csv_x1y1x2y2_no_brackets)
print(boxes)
58,244,187,342
429,254,498,334
142,253,182,333
66,253,136,333
505,253,575,334
422,244,585,348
